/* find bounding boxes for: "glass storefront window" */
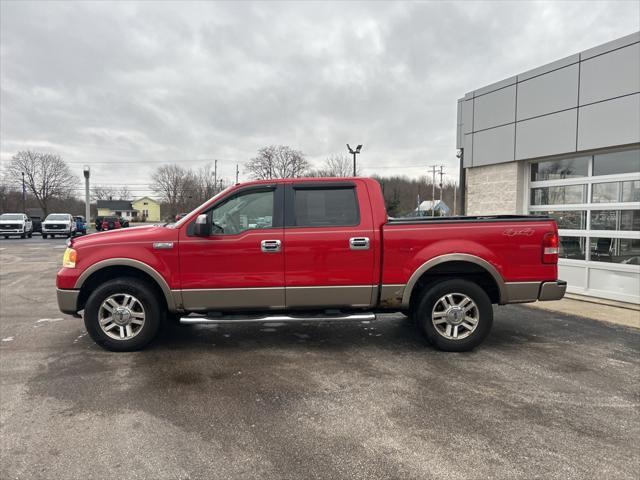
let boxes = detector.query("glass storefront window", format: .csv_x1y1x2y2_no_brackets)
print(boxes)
621,180,639,202
590,210,640,231
531,185,585,205
559,236,586,260
590,210,617,230
620,210,640,231
531,157,589,181
537,210,586,229
591,182,619,203
593,149,640,176
590,237,640,265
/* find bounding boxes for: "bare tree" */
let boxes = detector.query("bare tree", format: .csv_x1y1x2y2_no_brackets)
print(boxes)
5,151,77,215
195,163,217,201
117,185,132,200
91,185,116,201
312,154,358,177
150,164,197,218
245,145,309,180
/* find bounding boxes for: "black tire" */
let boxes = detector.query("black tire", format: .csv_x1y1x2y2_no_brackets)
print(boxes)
20,233,26,239
28,231,33,238
3,235,8,239
415,279,493,352
42,234,47,239
84,277,162,351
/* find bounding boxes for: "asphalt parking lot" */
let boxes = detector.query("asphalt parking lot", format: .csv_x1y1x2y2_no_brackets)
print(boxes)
1,237,639,480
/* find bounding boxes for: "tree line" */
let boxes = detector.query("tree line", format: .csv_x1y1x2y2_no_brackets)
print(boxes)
1,147,459,219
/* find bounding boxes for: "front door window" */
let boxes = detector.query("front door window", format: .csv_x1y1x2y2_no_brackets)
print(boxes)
209,190,274,235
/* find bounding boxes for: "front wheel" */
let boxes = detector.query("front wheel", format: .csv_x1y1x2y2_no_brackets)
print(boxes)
42,234,47,239
84,277,162,351
415,279,493,352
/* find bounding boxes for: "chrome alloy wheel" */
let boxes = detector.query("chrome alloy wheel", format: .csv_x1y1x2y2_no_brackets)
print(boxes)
431,293,479,340
98,293,146,340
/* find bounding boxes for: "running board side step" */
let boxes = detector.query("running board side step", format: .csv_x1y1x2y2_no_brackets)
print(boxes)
179,312,376,325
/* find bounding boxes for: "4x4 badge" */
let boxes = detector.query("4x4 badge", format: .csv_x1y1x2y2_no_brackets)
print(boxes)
502,228,534,237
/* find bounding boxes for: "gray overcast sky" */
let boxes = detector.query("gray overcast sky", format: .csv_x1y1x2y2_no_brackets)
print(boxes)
1,1,639,195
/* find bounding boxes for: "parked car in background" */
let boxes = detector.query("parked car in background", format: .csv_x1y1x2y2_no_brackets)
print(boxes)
42,213,76,239
175,213,187,222
0,213,33,239
101,216,122,231
30,216,42,233
119,217,130,228
95,216,104,232
57,177,565,352
74,216,87,235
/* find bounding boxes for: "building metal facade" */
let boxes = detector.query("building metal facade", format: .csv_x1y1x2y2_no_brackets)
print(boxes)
456,32,640,303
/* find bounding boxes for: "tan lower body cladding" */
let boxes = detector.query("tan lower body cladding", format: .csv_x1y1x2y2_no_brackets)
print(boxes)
178,285,379,311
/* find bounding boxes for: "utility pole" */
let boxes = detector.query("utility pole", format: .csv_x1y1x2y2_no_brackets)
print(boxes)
235,163,239,184
453,184,457,216
83,166,90,223
21,172,26,213
429,165,437,217
438,165,445,203
214,159,218,193
347,144,363,176
219,179,223,191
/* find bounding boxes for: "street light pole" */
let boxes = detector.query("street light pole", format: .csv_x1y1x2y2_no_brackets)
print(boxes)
21,172,26,213
346,144,363,176
83,166,90,223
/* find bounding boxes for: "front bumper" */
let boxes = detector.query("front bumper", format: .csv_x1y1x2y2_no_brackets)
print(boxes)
43,229,71,234
538,280,567,301
57,288,80,314
0,229,25,234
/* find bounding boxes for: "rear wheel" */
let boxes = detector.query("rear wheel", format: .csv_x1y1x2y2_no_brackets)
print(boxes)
84,277,162,351
3,235,8,239
415,279,493,352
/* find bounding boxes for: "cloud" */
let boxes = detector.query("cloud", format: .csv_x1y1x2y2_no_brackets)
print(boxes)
1,0,638,196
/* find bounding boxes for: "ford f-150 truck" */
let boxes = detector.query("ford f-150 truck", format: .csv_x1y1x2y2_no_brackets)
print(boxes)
56,177,565,352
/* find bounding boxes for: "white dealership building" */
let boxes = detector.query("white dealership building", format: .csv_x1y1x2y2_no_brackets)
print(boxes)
456,32,639,304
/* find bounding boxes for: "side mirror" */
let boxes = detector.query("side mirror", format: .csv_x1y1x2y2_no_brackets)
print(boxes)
193,214,211,236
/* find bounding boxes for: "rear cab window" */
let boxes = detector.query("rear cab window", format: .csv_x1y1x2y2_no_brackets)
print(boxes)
289,184,360,227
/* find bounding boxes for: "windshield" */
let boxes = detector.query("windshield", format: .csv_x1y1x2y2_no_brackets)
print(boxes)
0,214,22,220
45,214,69,221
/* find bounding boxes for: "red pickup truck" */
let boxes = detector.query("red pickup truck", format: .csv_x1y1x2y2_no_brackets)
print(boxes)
57,177,565,352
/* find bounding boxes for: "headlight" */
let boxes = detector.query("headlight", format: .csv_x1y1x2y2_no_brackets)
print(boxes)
63,248,77,268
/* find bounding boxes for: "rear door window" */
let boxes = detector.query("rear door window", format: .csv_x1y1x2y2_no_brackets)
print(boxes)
293,187,359,227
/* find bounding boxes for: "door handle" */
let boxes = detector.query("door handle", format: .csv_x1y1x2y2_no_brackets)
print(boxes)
261,239,282,253
349,237,370,250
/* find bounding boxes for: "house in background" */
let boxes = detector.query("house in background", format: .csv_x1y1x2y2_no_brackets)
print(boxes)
131,197,161,222
96,200,139,220
96,197,161,222
414,200,451,216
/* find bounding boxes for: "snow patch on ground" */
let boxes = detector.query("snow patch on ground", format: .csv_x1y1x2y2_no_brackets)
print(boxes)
36,318,64,324
2,336,14,342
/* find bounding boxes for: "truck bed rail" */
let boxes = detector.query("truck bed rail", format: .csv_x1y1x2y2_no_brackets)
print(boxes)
387,214,550,225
